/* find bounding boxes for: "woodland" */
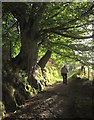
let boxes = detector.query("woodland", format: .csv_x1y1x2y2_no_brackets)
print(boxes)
1,2,94,119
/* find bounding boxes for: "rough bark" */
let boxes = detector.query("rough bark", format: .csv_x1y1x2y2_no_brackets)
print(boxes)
11,14,39,69
4,3,47,89
10,3,46,71
38,50,52,69
12,24,39,88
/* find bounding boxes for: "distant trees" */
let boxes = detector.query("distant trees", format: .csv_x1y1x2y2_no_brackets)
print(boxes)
2,2,94,80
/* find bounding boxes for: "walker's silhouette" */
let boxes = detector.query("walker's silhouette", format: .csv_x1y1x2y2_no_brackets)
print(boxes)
61,65,68,84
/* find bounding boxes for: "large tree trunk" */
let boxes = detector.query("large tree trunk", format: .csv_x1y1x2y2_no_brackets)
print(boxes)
12,21,38,71
21,27,38,75
13,27,39,87
9,3,47,89
38,50,52,69
7,2,47,72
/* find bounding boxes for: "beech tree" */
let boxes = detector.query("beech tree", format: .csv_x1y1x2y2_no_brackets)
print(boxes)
2,2,94,80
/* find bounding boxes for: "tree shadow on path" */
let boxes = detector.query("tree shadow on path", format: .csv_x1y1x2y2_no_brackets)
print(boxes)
3,77,93,119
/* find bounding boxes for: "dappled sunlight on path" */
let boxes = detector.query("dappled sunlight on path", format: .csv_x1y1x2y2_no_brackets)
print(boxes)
3,78,93,119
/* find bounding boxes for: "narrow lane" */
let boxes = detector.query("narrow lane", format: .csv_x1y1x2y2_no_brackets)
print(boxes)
3,78,93,119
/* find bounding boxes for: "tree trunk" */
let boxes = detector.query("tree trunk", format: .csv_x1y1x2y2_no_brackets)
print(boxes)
4,2,47,91
11,23,38,71
38,50,52,69
12,28,39,87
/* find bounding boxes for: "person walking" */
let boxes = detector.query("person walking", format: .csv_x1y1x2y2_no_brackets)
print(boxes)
61,65,68,84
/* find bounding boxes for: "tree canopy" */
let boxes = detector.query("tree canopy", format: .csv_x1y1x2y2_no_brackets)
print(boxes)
2,2,94,73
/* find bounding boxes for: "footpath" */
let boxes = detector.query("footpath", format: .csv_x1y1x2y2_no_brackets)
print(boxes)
3,77,93,119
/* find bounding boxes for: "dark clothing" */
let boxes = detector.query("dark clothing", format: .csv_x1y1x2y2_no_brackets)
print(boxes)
61,73,67,84
61,66,68,84
61,73,67,80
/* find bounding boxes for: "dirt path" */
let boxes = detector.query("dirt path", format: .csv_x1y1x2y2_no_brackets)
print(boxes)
3,77,93,119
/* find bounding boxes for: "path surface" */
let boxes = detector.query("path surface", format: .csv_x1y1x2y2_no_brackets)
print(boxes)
3,77,93,119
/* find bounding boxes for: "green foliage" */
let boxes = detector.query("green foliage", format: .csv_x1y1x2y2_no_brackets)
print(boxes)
45,60,62,84
2,13,21,59
0,102,6,117
2,2,94,65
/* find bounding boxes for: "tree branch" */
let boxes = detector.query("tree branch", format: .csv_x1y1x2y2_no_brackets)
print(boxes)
41,4,94,35
51,30,94,39
46,3,70,21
